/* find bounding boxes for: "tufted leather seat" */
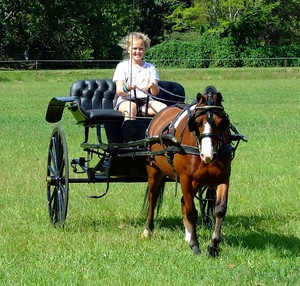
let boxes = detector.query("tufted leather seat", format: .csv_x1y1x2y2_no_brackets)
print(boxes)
70,79,117,110
69,79,123,124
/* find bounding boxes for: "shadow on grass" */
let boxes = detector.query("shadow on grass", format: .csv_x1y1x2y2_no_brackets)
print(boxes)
66,209,299,258
224,214,300,257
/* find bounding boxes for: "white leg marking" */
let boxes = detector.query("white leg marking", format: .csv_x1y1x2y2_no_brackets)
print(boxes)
142,228,151,239
185,226,192,243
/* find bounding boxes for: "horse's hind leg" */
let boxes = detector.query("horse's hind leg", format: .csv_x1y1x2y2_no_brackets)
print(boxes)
207,183,228,257
142,167,164,238
181,186,201,254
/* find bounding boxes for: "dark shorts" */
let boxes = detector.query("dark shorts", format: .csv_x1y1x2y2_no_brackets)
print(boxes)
115,98,151,111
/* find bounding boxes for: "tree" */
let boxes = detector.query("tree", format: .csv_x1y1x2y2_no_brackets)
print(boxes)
222,0,300,47
0,0,132,60
0,0,299,61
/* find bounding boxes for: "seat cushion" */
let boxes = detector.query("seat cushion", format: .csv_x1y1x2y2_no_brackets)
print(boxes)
84,108,124,123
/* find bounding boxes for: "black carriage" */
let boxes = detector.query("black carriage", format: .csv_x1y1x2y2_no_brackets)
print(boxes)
46,79,223,228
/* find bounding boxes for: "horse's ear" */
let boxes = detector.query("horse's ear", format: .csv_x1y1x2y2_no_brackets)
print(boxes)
196,92,202,103
188,114,196,132
216,92,223,105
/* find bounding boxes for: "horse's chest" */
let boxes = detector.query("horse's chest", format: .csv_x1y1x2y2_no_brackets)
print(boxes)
195,161,227,182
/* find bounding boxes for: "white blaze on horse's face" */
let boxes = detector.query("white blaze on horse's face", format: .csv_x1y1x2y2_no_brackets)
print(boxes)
200,122,214,164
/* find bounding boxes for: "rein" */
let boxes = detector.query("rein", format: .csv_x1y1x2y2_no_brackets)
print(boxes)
136,86,186,105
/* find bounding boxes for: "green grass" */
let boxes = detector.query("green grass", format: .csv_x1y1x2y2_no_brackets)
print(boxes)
0,67,299,285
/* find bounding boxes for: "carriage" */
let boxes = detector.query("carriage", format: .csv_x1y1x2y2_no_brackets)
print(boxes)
45,78,246,256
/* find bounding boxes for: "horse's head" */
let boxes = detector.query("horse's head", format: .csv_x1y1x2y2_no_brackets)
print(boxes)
188,86,229,163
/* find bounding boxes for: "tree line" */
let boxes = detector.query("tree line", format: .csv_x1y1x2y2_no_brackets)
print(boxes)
1,0,299,67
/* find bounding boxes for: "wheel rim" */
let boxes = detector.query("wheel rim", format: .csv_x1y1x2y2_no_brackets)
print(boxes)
47,126,69,226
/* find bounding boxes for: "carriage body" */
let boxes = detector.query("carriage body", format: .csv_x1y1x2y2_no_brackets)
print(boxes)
46,79,187,225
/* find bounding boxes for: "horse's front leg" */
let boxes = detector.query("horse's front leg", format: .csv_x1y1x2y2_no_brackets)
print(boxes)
207,183,229,257
181,183,200,254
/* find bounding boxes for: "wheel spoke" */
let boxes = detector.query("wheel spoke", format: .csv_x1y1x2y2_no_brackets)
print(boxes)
197,186,216,229
47,164,56,177
48,187,56,205
52,136,59,172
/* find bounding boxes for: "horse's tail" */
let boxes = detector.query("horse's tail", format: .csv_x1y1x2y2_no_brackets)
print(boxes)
142,180,166,216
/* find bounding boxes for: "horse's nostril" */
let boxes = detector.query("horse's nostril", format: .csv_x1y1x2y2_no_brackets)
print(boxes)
201,153,212,164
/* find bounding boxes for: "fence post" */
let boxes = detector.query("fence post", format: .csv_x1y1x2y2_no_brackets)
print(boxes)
285,58,287,77
35,61,38,80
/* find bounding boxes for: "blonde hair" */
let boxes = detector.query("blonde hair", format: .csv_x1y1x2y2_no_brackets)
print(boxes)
119,32,151,58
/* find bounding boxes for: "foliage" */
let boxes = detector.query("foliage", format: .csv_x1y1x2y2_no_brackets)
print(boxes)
0,0,299,62
220,1,300,48
0,0,131,60
147,30,239,68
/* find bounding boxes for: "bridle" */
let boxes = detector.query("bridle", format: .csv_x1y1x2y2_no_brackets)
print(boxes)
189,105,227,153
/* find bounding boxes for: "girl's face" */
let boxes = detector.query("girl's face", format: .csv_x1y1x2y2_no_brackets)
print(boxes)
128,39,145,64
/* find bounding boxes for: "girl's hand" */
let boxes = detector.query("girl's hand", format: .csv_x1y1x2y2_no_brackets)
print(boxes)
122,83,136,94
148,82,159,96
148,82,157,89
127,84,137,90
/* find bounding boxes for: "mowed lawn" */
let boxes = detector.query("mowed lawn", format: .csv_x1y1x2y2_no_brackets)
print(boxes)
0,67,299,285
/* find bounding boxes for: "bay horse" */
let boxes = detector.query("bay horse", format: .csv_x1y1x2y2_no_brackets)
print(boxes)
143,86,233,257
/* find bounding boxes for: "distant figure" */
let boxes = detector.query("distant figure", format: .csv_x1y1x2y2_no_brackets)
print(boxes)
24,49,29,61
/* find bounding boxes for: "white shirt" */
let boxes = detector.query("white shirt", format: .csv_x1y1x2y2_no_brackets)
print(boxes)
113,60,159,105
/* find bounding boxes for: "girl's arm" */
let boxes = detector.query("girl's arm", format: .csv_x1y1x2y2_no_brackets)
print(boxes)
148,80,159,96
116,80,136,96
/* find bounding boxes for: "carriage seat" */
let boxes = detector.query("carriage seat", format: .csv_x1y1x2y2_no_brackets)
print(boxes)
69,79,124,125
45,79,123,125
45,79,185,125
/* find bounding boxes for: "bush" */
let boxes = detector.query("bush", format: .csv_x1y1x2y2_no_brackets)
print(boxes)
146,30,239,68
146,31,300,68
240,45,300,67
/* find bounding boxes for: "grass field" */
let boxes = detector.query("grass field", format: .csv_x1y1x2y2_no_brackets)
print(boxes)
0,67,299,285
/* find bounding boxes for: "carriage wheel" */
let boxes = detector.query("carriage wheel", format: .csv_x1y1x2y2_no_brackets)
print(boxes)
197,186,216,229
46,126,69,227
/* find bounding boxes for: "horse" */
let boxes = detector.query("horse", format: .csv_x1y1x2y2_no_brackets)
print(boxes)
142,86,233,257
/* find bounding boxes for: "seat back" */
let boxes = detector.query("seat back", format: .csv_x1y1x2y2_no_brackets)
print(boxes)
70,79,124,143
69,79,185,111
70,79,116,110
157,81,185,106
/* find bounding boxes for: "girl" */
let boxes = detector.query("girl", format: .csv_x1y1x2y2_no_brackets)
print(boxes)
113,32,167,119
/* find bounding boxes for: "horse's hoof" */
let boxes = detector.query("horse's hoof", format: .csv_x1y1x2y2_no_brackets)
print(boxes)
141,228,152,239
190,244,201,255
206,245,219,258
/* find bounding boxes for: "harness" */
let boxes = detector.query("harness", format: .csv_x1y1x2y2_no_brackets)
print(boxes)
146,103,246,189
